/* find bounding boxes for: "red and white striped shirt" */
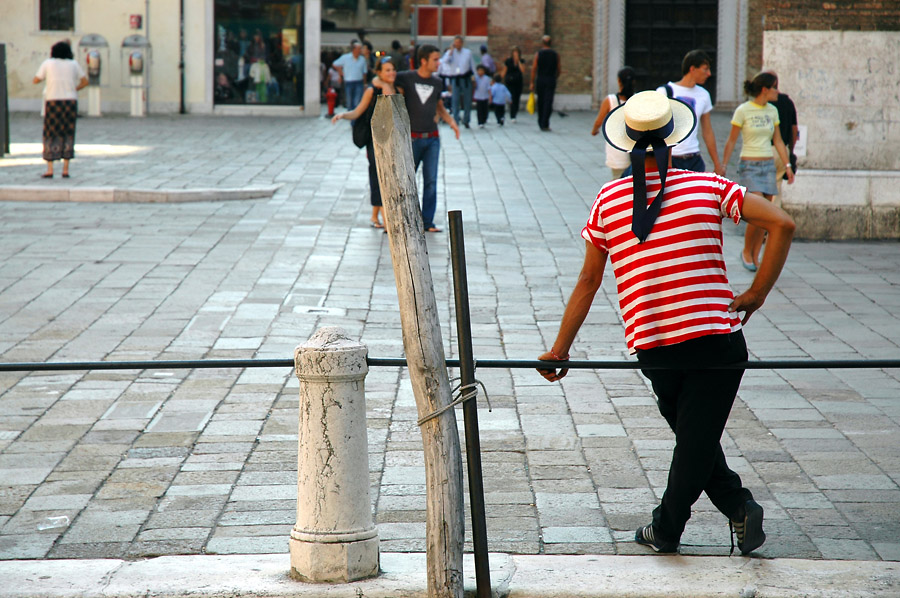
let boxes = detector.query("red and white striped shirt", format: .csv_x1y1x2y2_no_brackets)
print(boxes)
582,169,745,353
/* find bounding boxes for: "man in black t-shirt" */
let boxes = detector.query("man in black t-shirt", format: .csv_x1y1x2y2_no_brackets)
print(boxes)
767,74,798,197
392,44,460,233
530,35,561,132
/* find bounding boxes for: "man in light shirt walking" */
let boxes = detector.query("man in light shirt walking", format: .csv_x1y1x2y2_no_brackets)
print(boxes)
333,42,368,110
441,36,477,129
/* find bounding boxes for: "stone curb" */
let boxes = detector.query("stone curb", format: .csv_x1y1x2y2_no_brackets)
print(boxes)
0,185,280,203
1,553,896,598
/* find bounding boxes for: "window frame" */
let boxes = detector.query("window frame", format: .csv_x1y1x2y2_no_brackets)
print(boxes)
38,0,76,32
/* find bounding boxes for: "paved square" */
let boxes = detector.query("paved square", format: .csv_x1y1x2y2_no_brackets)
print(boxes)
1,110,898,562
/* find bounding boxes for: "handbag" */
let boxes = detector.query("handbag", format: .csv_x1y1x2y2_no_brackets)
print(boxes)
352,88,381,149
526,92,535,115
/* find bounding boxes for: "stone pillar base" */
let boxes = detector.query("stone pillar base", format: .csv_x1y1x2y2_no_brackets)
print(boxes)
289,536,379,583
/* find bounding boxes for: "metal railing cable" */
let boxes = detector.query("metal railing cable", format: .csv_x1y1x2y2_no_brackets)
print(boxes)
1,357,899,373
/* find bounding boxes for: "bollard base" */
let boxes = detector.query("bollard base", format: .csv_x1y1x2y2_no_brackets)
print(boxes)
289,536,379,583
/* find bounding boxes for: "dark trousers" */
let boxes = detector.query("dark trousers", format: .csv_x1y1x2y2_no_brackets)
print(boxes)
451,76,473,125
636,331,753,543
475,99,490,125
535,79,556,130
507,81,522,119
365,142,382,207
492,103,505,124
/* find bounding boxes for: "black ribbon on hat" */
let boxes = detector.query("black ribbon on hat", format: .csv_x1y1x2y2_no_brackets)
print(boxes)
628,119,673,243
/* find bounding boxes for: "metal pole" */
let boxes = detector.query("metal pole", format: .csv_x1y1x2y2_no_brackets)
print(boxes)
0,44,10,156
4,358,900,373
448,210,491,598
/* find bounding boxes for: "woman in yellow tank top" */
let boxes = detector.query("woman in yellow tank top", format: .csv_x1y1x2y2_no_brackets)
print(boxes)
723,72,795,271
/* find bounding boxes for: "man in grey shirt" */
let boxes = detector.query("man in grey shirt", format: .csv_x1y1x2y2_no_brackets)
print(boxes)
393,44,460,232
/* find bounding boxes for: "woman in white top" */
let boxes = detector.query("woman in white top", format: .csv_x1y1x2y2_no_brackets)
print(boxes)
591,66,635,179
33,41,88,178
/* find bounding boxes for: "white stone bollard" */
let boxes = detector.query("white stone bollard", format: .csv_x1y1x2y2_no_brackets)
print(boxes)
289,327,379,583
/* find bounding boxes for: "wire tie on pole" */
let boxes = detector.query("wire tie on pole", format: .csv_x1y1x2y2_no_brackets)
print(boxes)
417,379,491,427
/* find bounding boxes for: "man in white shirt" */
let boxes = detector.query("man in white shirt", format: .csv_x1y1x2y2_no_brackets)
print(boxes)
656,50,725,175
333,42,368,110
441,36,477,128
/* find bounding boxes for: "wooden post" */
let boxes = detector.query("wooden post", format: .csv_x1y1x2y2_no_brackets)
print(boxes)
371,94,464,598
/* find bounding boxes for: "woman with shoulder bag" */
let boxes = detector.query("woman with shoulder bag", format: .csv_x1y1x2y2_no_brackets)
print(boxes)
332,57,397,228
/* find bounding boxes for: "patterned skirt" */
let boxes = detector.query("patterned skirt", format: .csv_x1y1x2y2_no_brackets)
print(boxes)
43,100,77,161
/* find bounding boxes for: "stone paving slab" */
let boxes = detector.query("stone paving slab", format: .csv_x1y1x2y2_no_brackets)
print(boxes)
1,109,899,568
0,553,897,598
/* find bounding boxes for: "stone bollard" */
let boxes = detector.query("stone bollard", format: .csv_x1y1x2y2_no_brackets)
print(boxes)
289,327,379,582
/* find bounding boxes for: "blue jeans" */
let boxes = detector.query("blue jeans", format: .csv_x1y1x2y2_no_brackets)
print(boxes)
412,136,440,229
672,153,706,172
345,80,364,111
451,76,472,125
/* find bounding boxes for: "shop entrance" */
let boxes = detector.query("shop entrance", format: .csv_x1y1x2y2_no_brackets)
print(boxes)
213,0,305,106
624,0,718,103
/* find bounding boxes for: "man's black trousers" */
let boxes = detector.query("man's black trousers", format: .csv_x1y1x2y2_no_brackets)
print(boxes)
636,330,754,543
535,79,556,130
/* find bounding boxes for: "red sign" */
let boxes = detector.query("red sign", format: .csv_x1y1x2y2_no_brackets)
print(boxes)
415,6,488,38
130,14,142,29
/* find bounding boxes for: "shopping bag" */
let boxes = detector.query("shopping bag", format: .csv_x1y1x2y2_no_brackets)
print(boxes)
526,92,535,115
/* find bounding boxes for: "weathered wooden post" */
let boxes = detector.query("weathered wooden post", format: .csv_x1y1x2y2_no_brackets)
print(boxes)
371,95,465,598
289,327,379,583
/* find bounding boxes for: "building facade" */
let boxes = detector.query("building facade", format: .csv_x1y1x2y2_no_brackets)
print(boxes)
762,1,900,239
4,0,324,115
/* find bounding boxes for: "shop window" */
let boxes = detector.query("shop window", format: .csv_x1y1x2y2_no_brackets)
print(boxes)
367,0,401,10
40,0,75,31
214,1,305,106
325,0,357,9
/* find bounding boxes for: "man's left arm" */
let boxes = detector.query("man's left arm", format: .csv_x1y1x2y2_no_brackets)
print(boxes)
729,192,795,324
436,100,460,139
700,112,724,175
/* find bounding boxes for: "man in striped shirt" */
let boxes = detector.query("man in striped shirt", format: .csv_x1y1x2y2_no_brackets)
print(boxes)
537,91,795,555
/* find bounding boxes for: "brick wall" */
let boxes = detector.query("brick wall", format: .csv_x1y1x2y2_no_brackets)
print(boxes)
747,0,765,76
546,0,594,94
488,0,546,77
764,1,900,30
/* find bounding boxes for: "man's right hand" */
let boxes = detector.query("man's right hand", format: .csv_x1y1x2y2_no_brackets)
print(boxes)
537,352,568,382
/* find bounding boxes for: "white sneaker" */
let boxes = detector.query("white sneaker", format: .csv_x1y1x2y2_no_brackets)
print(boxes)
510,118,516,123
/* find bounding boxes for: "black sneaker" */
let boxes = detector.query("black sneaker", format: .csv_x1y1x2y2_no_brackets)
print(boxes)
730,499,766,555
635,524,678,553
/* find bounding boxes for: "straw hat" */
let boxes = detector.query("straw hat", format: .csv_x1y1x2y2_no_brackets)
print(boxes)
602,90,696,153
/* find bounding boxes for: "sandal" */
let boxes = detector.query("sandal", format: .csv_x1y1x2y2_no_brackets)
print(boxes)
62,173,70,178
41,173,53,178
425,226,442,233
370,221,384,229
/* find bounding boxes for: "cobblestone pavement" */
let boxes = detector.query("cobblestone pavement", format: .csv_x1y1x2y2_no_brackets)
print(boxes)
1,109,899,563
